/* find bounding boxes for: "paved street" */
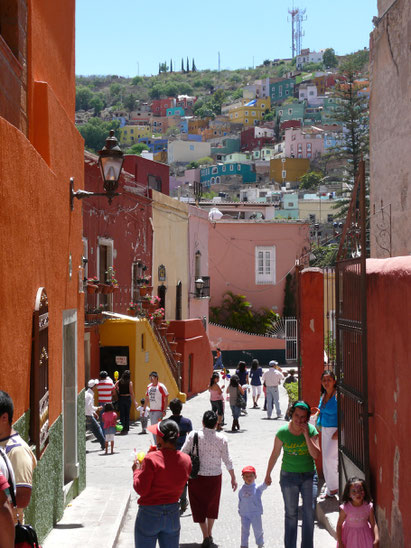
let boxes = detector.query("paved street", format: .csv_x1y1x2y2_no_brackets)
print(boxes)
44,374,336,547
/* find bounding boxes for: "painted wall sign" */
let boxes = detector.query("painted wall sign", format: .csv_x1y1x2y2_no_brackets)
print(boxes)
158,264,166,282
115,356,128,366
31,287,50,459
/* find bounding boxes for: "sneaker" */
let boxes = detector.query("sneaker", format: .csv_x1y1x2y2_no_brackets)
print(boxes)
277,414,282,419
258,544,265,548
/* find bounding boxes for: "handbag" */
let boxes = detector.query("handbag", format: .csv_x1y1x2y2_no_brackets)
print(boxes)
236,390,246,410
0,450,40,547
189,432,200,479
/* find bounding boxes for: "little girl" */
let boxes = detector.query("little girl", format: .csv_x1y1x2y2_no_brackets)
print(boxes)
336,477,379,548
101,403,118,454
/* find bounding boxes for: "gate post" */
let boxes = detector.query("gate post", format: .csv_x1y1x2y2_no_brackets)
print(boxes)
299,268,324,407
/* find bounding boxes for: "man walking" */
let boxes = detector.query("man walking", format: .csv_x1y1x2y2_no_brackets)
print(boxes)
85,379,105,451
262,361,284,419
96,371,114,431
0,391,37,521
145,371,169,440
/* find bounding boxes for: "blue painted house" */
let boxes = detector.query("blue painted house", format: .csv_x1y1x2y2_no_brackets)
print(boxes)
138,137,168,153
200,163,257,187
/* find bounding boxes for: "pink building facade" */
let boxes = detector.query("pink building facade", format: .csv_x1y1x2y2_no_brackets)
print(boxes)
284,126,325,159
188,205,210,326
208,220,310,313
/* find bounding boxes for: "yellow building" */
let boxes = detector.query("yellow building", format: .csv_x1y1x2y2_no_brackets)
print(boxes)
99,316,185,420
151,191,189,320
270,157,310,183
228,98,271,127
119,125,152,146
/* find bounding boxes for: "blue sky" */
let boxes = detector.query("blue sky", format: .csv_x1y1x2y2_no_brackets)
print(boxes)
75,0,377,77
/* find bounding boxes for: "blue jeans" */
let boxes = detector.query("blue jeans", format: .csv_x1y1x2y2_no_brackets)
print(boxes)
119,395,131,431
280,470,318,548
266,385,281,418
134,503,180,548
86,415,105,449
240,513,264,547
230,404,241,420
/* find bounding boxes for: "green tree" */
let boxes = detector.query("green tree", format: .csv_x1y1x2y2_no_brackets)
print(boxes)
124,93,136,111
124,143,150,155
323,48,338,69
76,86,93,110
110,83,121,97
192,58,196,72
263,59,271,66
78,118,120,153
298,171,323,191
149,84,164,99
89,94,104,116
159,62,168,73
186,56,190,72
309,244,339,267
131,76,143,86
181,58,185,73
170,59,173,72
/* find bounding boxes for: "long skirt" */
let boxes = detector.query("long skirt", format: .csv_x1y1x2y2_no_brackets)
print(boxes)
188,474,222,523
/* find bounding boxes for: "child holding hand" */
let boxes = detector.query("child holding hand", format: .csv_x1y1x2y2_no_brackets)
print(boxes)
238,465,268,548
337,477,379,547
136,398,149,434
101,403,118,454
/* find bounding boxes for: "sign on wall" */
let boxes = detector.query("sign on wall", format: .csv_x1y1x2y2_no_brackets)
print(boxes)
30,288,50,459
158,264,166,282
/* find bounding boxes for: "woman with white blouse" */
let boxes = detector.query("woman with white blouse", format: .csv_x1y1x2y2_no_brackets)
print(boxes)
181,410,238,548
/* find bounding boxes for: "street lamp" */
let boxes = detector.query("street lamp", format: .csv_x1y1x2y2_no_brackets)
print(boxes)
70,130,124,210
195,277,205,297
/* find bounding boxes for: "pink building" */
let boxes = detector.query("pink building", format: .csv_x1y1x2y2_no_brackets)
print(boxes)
208,219,310,313
284,126,324,159
169,168,200,195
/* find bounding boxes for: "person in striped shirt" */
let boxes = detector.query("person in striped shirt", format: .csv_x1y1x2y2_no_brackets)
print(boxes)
96,371,114,433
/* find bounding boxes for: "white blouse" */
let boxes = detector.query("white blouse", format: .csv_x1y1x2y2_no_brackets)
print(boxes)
181,427,234,476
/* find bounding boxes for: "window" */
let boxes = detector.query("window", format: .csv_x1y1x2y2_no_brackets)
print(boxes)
211,177,215,184
279,110,283,116
189,145,194,150
222,165,226,172
245,111,248,115
130,129,134,134
237,164,241,171
251,111,256,116
307,143,312,151
288,108,293,115
245,119,248,124
230,165,234,171
327,214,334,223
211,167,218,174
255,246,276,284
309,214,316,222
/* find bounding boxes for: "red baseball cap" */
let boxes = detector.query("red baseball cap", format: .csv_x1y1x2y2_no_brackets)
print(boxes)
147,423,164,437
242,466,256,475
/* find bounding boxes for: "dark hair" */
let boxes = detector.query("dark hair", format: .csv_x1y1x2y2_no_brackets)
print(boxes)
169,398,182,415
0,391,13,424
149,371,158,378
320,369,336,394
104,403,114,412
288,369,296,375
229,374,239,387
290,400,311,420
251,359,259,371
158,419,179,445
119,370,130,386
100,370,108,379
140,398,145,404
237,361,246,373
209,372,220,387
203,410,218,429
341,477,371,504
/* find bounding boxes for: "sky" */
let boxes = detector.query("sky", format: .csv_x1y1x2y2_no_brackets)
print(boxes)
75,0,377,77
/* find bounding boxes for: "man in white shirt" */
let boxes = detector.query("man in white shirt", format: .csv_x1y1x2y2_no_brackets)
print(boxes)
262,361,284,419
85,380,105,451
145,372,169,441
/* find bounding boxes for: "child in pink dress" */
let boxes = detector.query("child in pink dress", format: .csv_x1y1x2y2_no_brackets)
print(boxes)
101,403,118,454
336,477,379,547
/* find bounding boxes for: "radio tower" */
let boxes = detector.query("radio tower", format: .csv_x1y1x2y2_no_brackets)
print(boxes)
288,4,307,57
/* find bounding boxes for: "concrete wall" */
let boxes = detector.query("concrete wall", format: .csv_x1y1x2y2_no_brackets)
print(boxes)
369,0,411,257
168,140,211,163
188,205,210,324
366,257,411,546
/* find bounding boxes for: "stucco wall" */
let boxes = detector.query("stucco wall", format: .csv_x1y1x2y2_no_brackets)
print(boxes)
188,205,209,324
366,257,410,547
369,0,411,257
208,220,309,313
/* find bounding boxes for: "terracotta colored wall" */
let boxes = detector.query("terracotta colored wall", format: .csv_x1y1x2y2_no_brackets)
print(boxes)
209,323,285,352
299,269,324,408
123,155,170,196
168,320,213,397
208,220,309,314
366,257,411,546
83,154,153,315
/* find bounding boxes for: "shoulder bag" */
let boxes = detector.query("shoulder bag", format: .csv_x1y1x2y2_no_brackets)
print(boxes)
0,450,40,547
236,389,246,410
189,432,200,479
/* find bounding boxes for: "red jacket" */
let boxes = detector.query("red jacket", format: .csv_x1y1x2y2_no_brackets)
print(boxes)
133,448,191,506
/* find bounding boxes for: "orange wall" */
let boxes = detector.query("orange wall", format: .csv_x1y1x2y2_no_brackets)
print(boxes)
366,257,411,545
209,323,285,351
0,0,84,424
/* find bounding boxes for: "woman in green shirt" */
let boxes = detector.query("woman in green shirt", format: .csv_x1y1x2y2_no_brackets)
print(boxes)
265,401,320,548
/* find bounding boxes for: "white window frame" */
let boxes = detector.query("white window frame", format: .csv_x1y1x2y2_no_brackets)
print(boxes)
255,246,276,285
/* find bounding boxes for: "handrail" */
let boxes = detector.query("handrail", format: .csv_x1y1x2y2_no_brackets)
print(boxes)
151,322,181,390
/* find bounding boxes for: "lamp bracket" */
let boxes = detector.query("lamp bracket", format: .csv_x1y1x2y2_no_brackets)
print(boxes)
70,177,120,210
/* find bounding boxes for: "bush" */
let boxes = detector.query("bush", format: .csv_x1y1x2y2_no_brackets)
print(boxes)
284,382,298,406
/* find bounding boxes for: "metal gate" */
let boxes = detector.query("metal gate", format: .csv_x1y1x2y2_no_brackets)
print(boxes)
285,318,298,362
335,159,370,489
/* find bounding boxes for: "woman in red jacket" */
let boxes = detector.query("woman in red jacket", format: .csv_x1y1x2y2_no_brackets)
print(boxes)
132,419,191,548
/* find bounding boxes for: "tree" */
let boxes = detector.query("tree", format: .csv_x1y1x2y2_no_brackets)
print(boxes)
298,171,323,191
192,58,196,72
159,62,168,74
149,84,164,99
131,76,143,86
76,86,93,110
323,48,338,69
110,83,121,97
89,94,104,116
327,61,369,218
186,57,190,73
170,59,173,72
181,58,185,73
78,118,120,153
124,94,136,111
124,143,150,155
263,59,271,66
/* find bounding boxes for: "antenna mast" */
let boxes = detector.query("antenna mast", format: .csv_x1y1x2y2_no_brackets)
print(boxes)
288,4,307,57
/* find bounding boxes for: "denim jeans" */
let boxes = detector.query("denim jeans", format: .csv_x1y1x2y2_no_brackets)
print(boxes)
280,470,318,548
266,385,281,418
86,415,105,449
149,410,164,442
134,503,180,548
119,395,131,431
230,404,241,420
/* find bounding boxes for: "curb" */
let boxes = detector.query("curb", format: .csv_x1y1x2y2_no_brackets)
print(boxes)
316,502,338,540
111,490,132,548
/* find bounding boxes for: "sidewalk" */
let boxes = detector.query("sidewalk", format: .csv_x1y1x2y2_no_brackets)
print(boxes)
44,375,336,547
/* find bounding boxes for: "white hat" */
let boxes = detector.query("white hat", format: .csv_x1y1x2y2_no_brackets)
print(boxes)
269,360,278,367
88,379,98,388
